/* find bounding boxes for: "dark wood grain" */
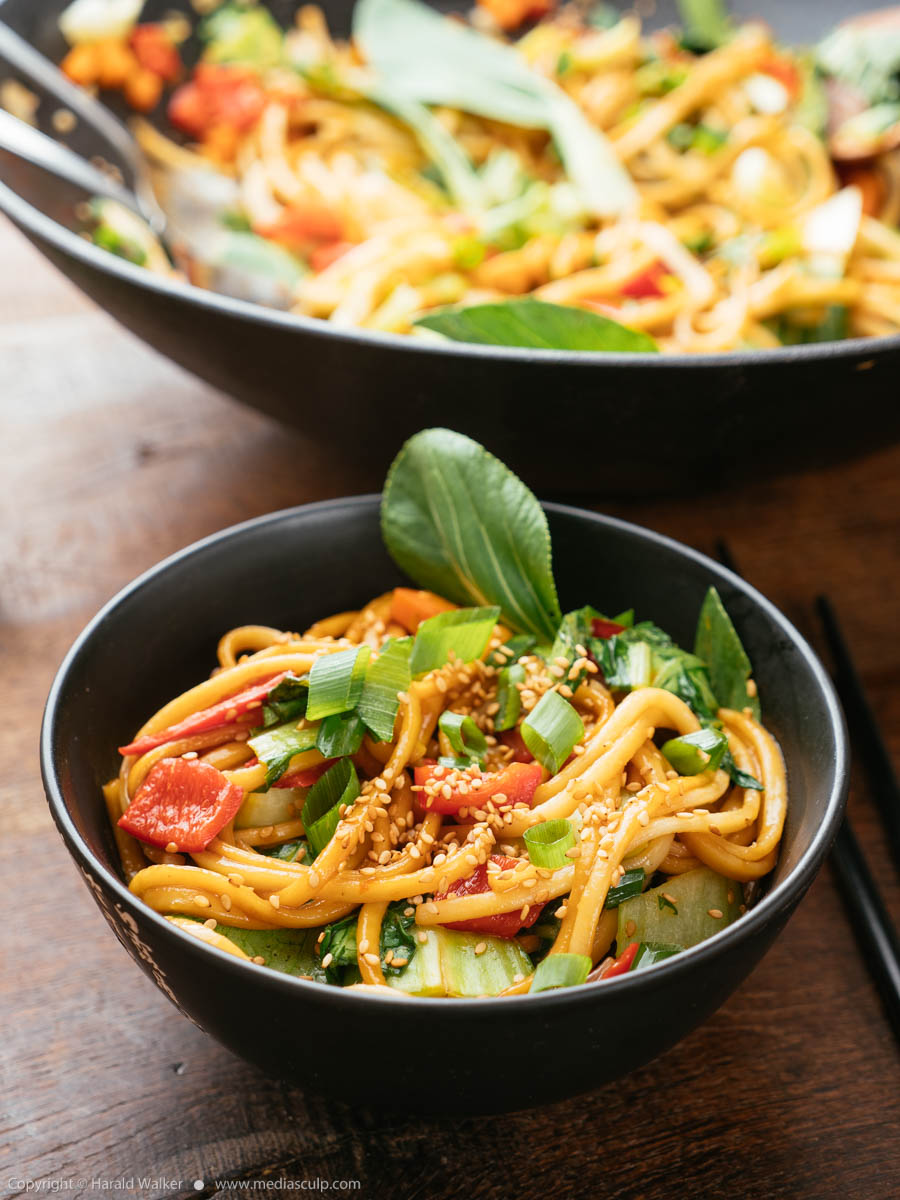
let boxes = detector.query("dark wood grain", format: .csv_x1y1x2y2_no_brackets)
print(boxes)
1,217,898,1200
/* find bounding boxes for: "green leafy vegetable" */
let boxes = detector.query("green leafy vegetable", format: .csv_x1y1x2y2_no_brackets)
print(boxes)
353,0,637,217
604,867,645,909
662,728,729,776
817,21,900,106
200,1,284,68
548,606,600,693
247,722,320,788
630,942,684,971
524,819,576,869
211,231,305,287
306,645,371,721
416,299,658,353
617,866,742,953
521,688,584,773
261,838,311,864
677,0,733,52
494,663,525,732
409,606,501,677
694,587,761,719
234,788,302,829
530,952,592,992
357,637,413,742
591,621,720,719
318,900,419,984
389,928,532,997
382,428,561,640
301,759,359,857
260,674,309,728
439,711,488,762
316,710,367,759
209,925,325,981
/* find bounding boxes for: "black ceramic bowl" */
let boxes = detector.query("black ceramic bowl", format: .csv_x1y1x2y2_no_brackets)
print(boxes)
2,0,900,493
41,495,848,1113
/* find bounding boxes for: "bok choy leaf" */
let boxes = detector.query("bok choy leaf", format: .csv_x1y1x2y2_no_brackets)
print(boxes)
415,299,658,352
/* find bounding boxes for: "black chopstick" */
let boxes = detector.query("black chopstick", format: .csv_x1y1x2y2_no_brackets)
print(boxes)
816,594,900,877
715,542,900,1046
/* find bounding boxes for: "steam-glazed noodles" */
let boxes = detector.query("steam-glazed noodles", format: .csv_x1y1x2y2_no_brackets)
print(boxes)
60,0,900,350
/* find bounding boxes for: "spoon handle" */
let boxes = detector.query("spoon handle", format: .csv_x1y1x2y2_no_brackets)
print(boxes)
0,21,164,227
0,108,141,210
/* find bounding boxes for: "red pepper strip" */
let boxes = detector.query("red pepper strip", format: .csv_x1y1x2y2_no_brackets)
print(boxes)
437,854,543,937
119,673,286,757
118,757,244,852
168,65,266,138
309,240,355,273
594,942,640,980
255,203,345,251
130,24,181,83
413,761,542,814
620,261,669,299
499,727,534,763
591,618,626,639
275,759,335,789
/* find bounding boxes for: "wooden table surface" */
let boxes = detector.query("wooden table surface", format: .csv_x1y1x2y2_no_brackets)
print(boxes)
2,217,898,1200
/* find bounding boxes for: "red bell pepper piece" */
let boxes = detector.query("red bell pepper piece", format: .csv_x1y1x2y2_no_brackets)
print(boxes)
119,673,286,757
130,24,181,83
309,240,355,273
255,204,345,251
591,617,626,639
413,760,542,814
118,757,244,852
594,942,640,980
168,65,266,138
275,759,335,788
499,727,534,763
437,854,543,937
620,261,669,299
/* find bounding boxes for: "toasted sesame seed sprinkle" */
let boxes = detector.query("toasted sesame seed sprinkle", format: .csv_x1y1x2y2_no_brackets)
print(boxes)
708,908,724,919
625,920,636,936
165,842,178,854
194,895,210,907
321,953,334,968
252,956,266,965
203,918,216,929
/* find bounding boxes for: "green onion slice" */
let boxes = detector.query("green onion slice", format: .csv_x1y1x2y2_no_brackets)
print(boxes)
627,641,653,688
530,953,592,993
301,759,359,858
494,663,525,732
630,942,684,972
248,721,320,788
316,710,366,760
438,711,487,762
524,819,575,870
661,728,728,776
604,867,645,909
357,636,413,742
409,606,500,677
521,689,584,774
306,645,371,721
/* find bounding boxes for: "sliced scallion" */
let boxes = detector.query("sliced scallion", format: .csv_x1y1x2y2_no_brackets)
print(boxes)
409,605,500,677
306,645,371,721
357,636,413,742
661,728,728,776
530,952,592,992
494,663,525,732
301,758,359,857
524,819,575,869
316,710,366,760
438,710,487,762
521,689,584,774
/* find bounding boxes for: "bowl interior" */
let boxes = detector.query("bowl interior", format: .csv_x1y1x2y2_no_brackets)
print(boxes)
45,497,845,924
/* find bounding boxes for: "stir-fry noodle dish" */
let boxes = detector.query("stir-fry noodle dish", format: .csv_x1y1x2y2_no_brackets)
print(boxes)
106,430,788,998
53,0,900,350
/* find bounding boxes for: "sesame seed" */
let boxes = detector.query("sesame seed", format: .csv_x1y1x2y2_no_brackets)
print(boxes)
228,873,244,886
625,920,636,936
165,842,178,854
321,953,334,968
364,953,380,966
269,894,281,909
663,893,678,905
417,931,428,944
194,895,210,907
252,956,266,965
565,847,581,859
182,751,198,761
308,871,321,889
474,942,487,955
203,918,216,929
358,938,370,953
708,908,724,919
221,894,232,911
392,958,408,968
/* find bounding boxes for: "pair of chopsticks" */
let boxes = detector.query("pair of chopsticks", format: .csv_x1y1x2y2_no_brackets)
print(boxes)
715,541,900,1045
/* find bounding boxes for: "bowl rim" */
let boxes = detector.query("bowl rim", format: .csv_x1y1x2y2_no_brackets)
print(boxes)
40,493,849,1015
2,168,898,369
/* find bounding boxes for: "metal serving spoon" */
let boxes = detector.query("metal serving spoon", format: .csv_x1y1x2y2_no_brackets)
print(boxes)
0,20,165,226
